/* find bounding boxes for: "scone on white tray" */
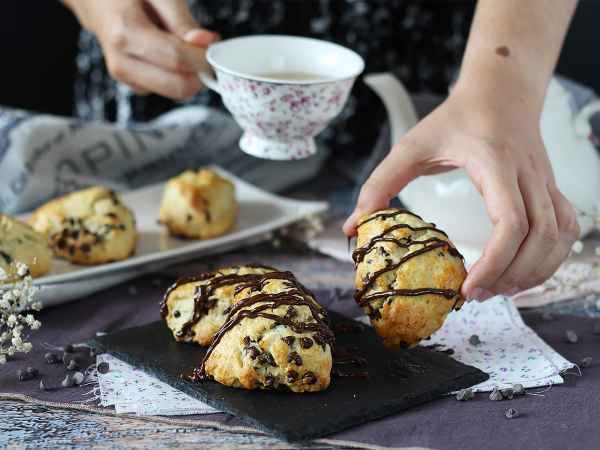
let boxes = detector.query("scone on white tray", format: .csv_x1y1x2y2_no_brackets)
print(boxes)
158,168,237,239
353,208,466,348
29,187,137,265
0,214,52,282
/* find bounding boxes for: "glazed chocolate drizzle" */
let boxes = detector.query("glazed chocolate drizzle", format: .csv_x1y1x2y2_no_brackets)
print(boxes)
356,209,424,229
353,209,464,311
195,271,334,379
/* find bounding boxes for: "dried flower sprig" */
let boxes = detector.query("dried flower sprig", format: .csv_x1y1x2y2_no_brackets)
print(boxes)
0,262,41,364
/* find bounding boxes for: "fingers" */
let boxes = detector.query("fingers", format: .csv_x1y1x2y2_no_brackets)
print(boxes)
343,142,424,236
106,54,201,100
147,0,218,44
461,153,527,300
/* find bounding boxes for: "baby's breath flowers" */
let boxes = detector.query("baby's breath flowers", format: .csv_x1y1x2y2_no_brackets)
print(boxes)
0,262,41,364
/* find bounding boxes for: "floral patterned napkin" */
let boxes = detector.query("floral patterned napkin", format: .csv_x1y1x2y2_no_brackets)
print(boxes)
95,297,573,415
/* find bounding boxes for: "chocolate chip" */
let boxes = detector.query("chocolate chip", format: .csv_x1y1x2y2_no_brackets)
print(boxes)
302,371,317,385
455,388,474,401
264,374,275,387
286,370,298,383
173,310,181,318
17,369,33,382
246,346,261,360
97,362,110,374
581,356,593,368
489,388,503,401
258,352,276,367
288,352,302,366
501,388,514,400
68,246,76,256
70,230,80,239
64,344,74,353
300,337,313,349
513,384,525,396
243,336,251,346
80,243,91,253
468,334,482,346
282,336,295,346
61,374,74,388
565,330,578,344
44,352,59,364
72,371,85,385
56,238,67,249
186,214,193,222
368,308,382,320
284,306,297,320
505,408,519,419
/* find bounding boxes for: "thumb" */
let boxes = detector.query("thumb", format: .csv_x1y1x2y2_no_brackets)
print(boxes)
148,0,218,45
343,143,424,236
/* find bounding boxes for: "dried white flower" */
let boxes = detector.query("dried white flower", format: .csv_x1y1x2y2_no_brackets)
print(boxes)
0,264,41,364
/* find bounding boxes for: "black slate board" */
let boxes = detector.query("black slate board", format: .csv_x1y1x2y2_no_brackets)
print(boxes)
91,312,487,442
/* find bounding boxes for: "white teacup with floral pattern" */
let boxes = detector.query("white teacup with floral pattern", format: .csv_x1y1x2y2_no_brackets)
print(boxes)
200,35,364,160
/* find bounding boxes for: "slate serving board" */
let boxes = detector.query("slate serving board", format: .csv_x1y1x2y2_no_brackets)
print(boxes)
91,312,488,442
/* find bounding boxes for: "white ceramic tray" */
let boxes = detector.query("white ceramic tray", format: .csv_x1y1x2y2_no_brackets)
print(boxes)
19,167,327,307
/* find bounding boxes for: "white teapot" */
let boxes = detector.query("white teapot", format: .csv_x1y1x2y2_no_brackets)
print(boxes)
364,73,600,261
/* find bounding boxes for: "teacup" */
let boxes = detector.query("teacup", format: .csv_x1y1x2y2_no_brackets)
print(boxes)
200,35,364,160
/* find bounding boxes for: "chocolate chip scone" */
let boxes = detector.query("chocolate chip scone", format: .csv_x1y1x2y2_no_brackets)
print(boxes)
158,168,237,239
0,214,52,282
29,187,137,265
353,208,466,348
161,265,278,346
196,270,334,393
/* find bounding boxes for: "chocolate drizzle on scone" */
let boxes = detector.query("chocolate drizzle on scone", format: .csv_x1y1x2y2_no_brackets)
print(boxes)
196,271,333,381
352,208,467,347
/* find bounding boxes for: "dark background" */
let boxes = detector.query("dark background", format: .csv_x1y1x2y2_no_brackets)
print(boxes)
1,1,598,117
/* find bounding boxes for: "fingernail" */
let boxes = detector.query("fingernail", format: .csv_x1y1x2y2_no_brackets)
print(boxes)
468,288,494,302
184,29,218,45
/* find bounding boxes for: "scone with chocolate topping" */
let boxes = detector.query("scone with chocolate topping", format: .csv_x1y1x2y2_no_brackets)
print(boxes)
0,214,52,282
198,271,333,392
353,208,466,348
158,169,237,239
29,187,137,265
161,265,277,346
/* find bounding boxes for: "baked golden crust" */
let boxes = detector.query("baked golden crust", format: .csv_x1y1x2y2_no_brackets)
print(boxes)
0,214,52,282
161,265,277,346
28,187,137,265
353,208,466,348
200,271,333,393
158,169,237,239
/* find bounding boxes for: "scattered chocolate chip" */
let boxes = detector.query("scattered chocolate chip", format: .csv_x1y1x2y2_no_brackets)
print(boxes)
501,388,514,400
68,246,76,256
284,306,297,320
282,336,295,346
72,371,85,385
39,379,49,391
67,359,80,371
286,370,298,383
468,334,482,346
542,312,555,321
505,407,520,419
489,388,503,401
44,352,59,364
243,336,251,346
17,369,33,382
97,362,110,374
64,344,74,353
80,243,91,253
513,384,525,396
455,388,474,401
302,371,317,385
288,352,303,366
368,308,382,320
173,310,181,318
246,346,261,360
61,374,74,388
186,214,193,222
565,330,578,344
56,238,67,250
581,356,593,368
300,337,313,349
264,374,275,387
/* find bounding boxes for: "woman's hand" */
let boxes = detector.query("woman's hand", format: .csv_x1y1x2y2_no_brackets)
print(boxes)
343,77,580,301
64,0,218,99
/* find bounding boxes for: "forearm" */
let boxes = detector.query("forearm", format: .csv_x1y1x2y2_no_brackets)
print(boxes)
457,0,577,114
